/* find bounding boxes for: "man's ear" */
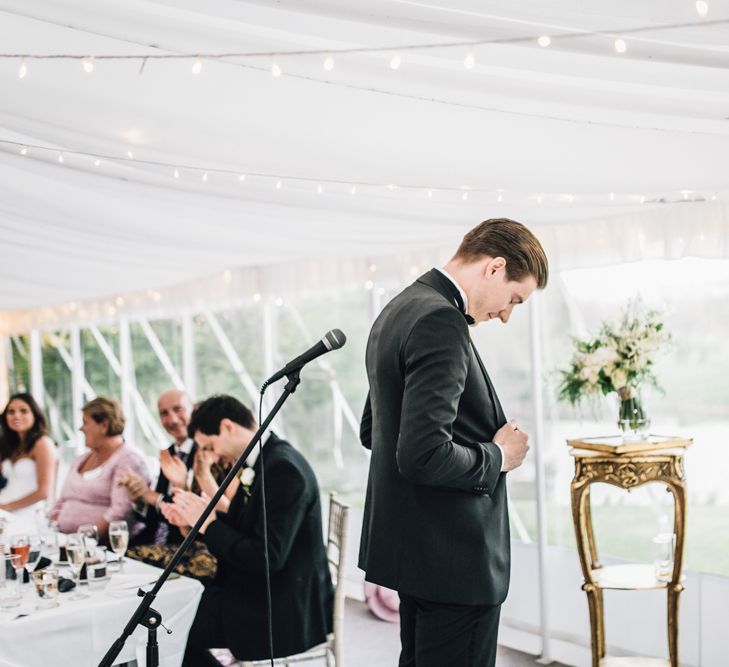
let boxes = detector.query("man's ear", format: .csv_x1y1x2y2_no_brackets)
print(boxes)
219,418,235,436
484,256,506,278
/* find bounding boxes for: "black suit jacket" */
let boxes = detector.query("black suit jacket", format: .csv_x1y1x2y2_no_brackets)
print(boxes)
131,442,197,547
359,269,510,606
204,433,333,660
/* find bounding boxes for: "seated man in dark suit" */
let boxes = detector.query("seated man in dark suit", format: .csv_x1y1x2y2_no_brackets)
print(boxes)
163,394,333,666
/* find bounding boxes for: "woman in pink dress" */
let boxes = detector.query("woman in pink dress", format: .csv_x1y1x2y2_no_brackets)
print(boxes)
51,397,150,542
0,393,57,519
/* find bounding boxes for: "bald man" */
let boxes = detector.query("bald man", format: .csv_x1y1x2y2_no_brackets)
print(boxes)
121,389,198,546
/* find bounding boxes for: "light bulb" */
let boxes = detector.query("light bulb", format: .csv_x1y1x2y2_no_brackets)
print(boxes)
696,1,709,17
18,58,27,79
202,172,208,182
94,159,101,167
364,280,374,290
567,194,574,204
463,51,475,69
536,194,542,204
253,293,262,302
192,58,202,74
272,62,282,78
609,191,615,201
127,150,134,159
58,153,64,163
317,184,323,194
276,180,282,189
390,53,402,70
462,191,469,200
427,190,433,199
497,192,503,203
239,174,246,182
386,184,396,191
82,57,94,73
174,168,180,178
351,185,357,195
323,56,335,71
614,37,627,54
640,195,646,204
20,147,27,156
538,35,551,48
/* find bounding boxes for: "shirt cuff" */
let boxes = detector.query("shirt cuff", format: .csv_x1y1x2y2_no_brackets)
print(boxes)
493,442,505,472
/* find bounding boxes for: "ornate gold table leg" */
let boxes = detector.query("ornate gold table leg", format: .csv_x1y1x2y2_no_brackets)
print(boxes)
666,478,687,667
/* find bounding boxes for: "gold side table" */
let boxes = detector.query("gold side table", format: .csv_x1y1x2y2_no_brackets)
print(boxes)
568,435,692,667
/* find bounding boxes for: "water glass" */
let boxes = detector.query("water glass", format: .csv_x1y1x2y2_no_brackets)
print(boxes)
32,567,59,609
65,533,89,601
86,550,108,591
0,554,22,609
653,532,676,583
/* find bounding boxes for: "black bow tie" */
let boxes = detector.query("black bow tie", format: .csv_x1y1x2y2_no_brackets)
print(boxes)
452,290,475,325
425,269,475,325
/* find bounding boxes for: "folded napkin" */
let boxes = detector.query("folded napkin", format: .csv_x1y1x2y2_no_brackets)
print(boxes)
58,576,76,593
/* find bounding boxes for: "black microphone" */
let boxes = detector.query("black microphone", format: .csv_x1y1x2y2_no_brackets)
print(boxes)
262,329,346,389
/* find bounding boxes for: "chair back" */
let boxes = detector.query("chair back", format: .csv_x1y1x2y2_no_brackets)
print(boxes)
327,492,350,666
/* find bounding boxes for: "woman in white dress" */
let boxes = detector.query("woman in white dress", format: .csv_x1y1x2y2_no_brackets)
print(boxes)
0,393,57,519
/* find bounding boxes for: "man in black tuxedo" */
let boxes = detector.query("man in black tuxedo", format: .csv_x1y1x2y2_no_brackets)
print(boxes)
164,394,333,666
121,389,197,546
359,218,548,666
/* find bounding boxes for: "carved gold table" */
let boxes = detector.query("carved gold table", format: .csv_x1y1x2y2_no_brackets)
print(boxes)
568,435,692,667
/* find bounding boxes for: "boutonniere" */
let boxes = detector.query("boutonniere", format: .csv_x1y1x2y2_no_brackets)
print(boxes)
238,467,256,499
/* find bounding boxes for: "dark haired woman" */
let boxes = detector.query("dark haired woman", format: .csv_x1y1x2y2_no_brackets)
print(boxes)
0,393,57,518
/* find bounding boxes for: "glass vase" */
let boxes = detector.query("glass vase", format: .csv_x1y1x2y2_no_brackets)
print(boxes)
617,386,650,441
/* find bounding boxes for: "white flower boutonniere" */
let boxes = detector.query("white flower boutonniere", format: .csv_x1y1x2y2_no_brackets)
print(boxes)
238,467,256,500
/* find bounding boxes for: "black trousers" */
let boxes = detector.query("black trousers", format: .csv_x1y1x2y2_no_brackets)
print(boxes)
182,588,226,667
398,592,501,667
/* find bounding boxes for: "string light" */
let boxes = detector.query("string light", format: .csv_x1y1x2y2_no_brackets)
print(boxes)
463,51,475,69
276,179,282,189
127,150,134,159
614,37,627,54
81,57,94,73
364,280,374,290
58,153,64,163
173,168,179,178
497,191,503,203
536,194,542,204
640,195,646,203
427,190,433,199
192,58,202,74
238,174,246,182
317,184,323,194
253,293,262,302
462,191,469,200
323,56,335,71
389,53,402,70
369,263,377,272
538,36,551,48
18,58,27,79
351,185,357,195
609,192,615,201
696,1,709,18
20,147,27,156
202,172,208,182
94,158,101,166
271,62,282,78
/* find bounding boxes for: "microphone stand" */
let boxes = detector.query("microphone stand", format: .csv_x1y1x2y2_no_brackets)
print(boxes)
98,371,301,667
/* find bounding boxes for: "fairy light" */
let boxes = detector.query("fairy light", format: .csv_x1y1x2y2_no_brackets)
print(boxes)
253,293,262,302
127,150,134,159
58,153,64,163
696,1,709,18
538,36,551,48
202,172,208,182
317,184,323,194
609,192,615,201
274,297,284,307
18,58,27,79
364,280,374,290
222,270,232,284
640,195,646,204
463,51,475,69
614,37,627,54
389,53,402,70
192,58,202,74
427,190,433,199
174,168,180,178
82,57,94,73
323,56,335,71
20,147,27,156
497,191,503,203
115,296,124,306
386,184,396,191
276,179,282,189
351,185,357,195
271,62,282,78
369,263,377,272
94,159,101,166
238,174,246,182
462,191,469,200
536,194,543,204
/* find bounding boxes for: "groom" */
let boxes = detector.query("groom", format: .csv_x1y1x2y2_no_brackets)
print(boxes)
359,218,548,666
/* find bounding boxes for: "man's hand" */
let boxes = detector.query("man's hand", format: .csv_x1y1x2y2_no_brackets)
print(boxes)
159,449,188,489
119,468,152,503
168,489,215,534
192,449,216,483
493,420,529,472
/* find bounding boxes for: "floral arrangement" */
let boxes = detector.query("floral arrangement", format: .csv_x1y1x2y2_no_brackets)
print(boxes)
558,300,671,411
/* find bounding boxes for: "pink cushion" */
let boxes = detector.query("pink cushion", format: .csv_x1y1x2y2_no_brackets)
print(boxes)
364,582,400,623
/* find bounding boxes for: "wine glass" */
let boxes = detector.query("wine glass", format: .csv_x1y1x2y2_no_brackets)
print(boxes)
108,520,129,572
10,534,30,586
77,524,99,555
65,533,90,600
25,534,42,572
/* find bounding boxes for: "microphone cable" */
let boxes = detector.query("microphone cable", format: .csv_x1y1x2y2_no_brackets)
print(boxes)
258,389,275,667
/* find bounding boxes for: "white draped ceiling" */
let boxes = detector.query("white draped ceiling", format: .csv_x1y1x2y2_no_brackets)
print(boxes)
1,0,728,321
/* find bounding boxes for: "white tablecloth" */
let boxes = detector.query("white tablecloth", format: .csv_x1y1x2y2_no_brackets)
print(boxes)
0,511,203,667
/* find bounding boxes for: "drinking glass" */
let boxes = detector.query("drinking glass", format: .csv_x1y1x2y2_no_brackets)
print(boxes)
0,554,22,608
10,535,30,586
26,534,42,572
653,532,676,583
65,533,89,600
32,567,59,609
108,520,129,572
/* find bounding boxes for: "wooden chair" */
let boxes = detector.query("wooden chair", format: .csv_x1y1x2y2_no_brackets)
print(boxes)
240,492,350,667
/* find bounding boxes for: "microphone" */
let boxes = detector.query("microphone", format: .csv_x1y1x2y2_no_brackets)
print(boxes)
262,329,346,389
